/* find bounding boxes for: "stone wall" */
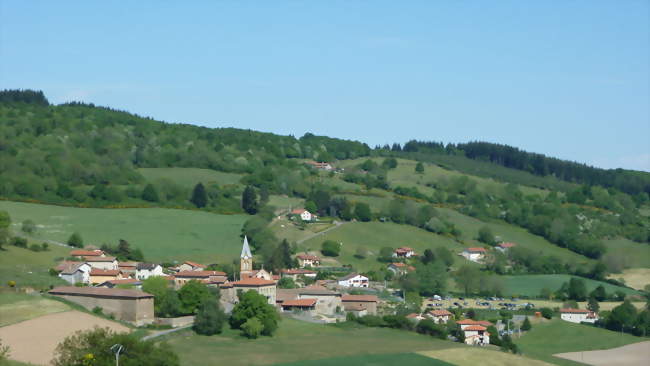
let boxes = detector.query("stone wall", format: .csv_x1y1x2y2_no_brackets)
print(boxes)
52,294,154,326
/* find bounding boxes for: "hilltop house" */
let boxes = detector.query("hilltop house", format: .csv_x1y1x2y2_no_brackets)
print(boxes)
560,308,598,324
406,313,425,322
177,261,205,272
456,319,493,330
427,309,453,324
57,262,91,285
135,263,164,280
337,273,369,288
387,262,415,275
496,242,517,252
393,247,416,258
69,249,104,259
341,294,378,315
85,256,118,270
281,268,317,281
89,269,123,284
461,247,487,262
296,254,321,268
291,209,315,221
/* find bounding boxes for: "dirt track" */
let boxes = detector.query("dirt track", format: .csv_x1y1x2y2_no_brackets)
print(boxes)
0,310,129,365
554,341,650,366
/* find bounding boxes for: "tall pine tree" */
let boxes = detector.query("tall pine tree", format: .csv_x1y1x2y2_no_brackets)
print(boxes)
190,183,208,208
242,186,258,214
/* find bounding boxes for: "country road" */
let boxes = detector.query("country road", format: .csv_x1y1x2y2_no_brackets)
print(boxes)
296,220,346,244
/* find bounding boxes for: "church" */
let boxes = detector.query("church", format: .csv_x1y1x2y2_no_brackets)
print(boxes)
239,236,277,282
230,236,277,305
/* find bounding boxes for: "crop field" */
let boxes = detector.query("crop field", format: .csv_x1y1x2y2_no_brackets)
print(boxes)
500,274,640,298
602,237,650,269
419,348,555,366
515,319,644,366
0,245,68,289
138,167,243,187
165,317,462,366
608,268,650,291
554,340,650,366
299,221,461,271
277,352,454,366
0,292,70,326
0,201,248,263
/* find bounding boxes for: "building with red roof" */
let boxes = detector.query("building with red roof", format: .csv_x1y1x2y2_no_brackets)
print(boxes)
461,247,487,262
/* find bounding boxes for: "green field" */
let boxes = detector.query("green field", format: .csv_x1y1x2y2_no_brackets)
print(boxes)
0,245,67,289
267,195,305,211
602,238,650,269
0,201,248,263
0,292,70,326
500,275,640,298
515,319,644,366
270,219,336,244
138,167,243,187
300,221,461,271
164,317,463,366
277,352,453,366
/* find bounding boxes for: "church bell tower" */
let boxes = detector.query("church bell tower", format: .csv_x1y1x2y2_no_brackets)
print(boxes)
240,236,253,279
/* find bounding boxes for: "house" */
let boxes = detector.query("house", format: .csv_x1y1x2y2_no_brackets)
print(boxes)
245,268,274,281
296,254,321,268
456,319,493,330
69,249,104,259
341,294,378,315
387,262,416,275
85,256,118,270
560,308,598,324
49,286,154,326
57,262,91,285
281,268,317,281
427,309,453,324
135,263,164,280
496,242,517,252
89,269,123,284
305,161,333,171
291,209,315,221
393,247,416,258
176,261,205,272
297,286,342,315
337,273,369,288
118,261,138,276
463,325,490,346
406,313,425,322
97,278,142,289
232,277,276,305
461,247,487,262
174,271,227,288
280,298,317,314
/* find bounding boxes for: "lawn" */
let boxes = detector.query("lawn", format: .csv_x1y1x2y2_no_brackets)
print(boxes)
515,318,644,366
277,352,453,366
419,348,555,366
602,237,650,269
0,201,248,263
500,275,640,298
138,167,243,187
267,195,305,212
300,221,461,271
270,219,336,244
0,245,68,290
164,317,462,366
0,292,70,326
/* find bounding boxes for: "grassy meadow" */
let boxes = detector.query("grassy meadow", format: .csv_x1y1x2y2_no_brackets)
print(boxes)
499,274,641,298
277,353,453,366
419,348,555,366
165,317,463,366
515,319,645,366
0,245,67,289
602,237,650,269
0,292,70,326
0,201,248,263
138,167,243,187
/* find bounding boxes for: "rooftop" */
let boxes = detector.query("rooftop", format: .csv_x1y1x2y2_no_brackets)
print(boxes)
84,256,116,262
464,247,487,253
90,269,120,276
175,270,226,278
49,286,153,299
232,277,276,287
560,308,592,313
282,298,317,307
70,249,103,256
341,294,378,302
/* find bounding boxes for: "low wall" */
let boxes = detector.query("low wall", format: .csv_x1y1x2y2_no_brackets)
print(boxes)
155,316,195,328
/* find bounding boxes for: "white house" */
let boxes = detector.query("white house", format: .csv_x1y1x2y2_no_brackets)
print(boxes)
456,319,493,330
560,308,598,324
84,256,118,270
388,262,415,275
392,247,416,258
496,242,517,252
463,325,490,346
57,262,91,285
337,273,369,288
291,209,316,221
461,247,487,262
296,253,321,268
306,161,333,171
135,263,164,280
427,309,453,324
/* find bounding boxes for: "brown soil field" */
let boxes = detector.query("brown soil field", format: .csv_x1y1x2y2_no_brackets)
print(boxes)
0,310,129,365
554,341,650,366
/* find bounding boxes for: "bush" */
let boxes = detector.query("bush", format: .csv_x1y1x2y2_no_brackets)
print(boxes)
356,315,386,327
241,318,263,339
321,240,340,257
193,297,226,335
277,277,296,289
21,219,36,234
11,237,27,248
67,232,83,248
521,316,532,331
28,244,42,252
540,307,553,319
92,306,103,315
49,268,59,276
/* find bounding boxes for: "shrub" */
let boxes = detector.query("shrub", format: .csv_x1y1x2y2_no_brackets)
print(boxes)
28,244,42,252
92,306,103,315
67,232,83,248
193,297,226,336
241,318,263,339
21,219,36,234
7,280,15,288
49,268,59,276
521,316,532,331
11,237,27,248
540,307,553,319
321,240,340,257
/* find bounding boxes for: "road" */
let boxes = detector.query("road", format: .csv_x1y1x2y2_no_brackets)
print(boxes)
296,220,346,244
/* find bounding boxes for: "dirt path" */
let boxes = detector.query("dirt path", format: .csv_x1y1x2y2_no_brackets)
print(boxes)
296,221,346,244
0,310,129,365
554,341,650,366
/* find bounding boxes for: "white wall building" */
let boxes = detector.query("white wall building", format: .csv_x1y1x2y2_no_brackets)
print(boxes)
58,262,91,285
560,308,598,323
135,263,164,280
461,247,487,262
337,273,369,288
85,256,118,270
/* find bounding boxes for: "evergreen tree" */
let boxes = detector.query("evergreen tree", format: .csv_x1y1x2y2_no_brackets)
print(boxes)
279,239,292,268
193,297,226,335
587,296,600,313
415,162,424,173
142,183,160,202
521,316,532,331
242,186,258,215
354,202,372,222
568,277,587,301
190,183,208,208
421,249,435,265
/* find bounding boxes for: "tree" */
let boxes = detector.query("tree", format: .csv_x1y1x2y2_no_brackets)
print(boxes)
159,288,182,317
354,202,372,222
590,285,607,301
540,307,553,319
587,296,600,313
67,232,83,248
415,162,424,173
382,158,398,169
241,317,263,339
21,219,36,234
521,316,532,331
378,246,394,262
230,291,280,337
277,277,296,289
435,247,454,267
141,184,160,202
304,201,317,214
321,240,340,257
178,280,212,314
455,265,481,295
477,226,496,246
421,249,435,265
568,277,587,301
190,183,208,208
142,276,172,315
52,327,179,366
193,297,226,335
242,186,258,214
117,239,132,259
606,300,637,332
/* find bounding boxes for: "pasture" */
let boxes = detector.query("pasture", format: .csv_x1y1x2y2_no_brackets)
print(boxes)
608,268,650,291
419,348,555,366
602,237,650,269
499,274,640,298
0,292,70,326
165,317,462,366
515,319,644,366
0,201,248,263
0,245,68,289
277,352,453,366
138,167,243,187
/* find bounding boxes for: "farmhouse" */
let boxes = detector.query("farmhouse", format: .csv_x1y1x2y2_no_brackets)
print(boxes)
174,271,227,288
176,261,205,272
337,273,369,288
456,319,493,330
135,263,164,280
560,308,598,324
281,268,317,281
296,253,321,268
69,249,104,258
232,277,276,305
341,294,378,315
49,286,154,326
57,262,91,285
463,325,490,346
297,286,342,315
496,242,517,252
393,247,416,258
427,309,453,324
461,247,487,262
85,256,118,270
291,208,316,221
387,262,415,275
280,298,317,314
305,161,333,171
89,269,123,284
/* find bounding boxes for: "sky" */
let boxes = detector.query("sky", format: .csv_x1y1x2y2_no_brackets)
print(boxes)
1,1,649,171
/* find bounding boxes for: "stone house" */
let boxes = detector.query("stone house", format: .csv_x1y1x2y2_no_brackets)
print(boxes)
341,294,378,315
427,309,453,324
461,247,487,262
176,261,205,272
232,277,276,305
463,325,490,346
57,262,91,285
85,256,118,270
174,271,227,288
393,247,416,258
89,269,123,284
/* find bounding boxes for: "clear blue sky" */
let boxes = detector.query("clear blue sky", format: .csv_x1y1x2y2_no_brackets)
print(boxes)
1,1,648,171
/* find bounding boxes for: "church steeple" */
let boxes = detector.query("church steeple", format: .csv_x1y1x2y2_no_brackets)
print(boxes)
241,236,252,259
240,236,253,278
